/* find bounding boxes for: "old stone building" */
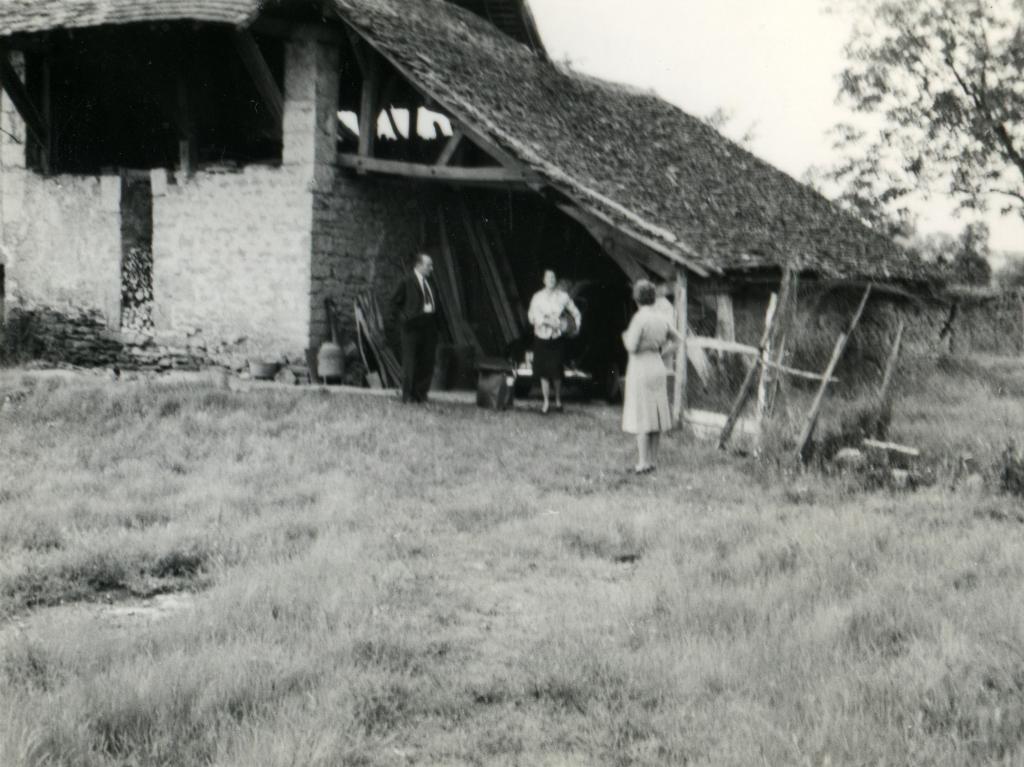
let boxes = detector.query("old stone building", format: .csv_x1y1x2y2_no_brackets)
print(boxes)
0,0,938,376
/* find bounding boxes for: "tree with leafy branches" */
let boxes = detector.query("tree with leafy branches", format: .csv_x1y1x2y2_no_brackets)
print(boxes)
822,0,1024,225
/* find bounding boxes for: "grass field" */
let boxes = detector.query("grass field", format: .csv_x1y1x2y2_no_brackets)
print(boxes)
1,357,1024,766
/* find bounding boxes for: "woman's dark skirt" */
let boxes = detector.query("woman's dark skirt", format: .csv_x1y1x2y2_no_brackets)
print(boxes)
533,337,565,382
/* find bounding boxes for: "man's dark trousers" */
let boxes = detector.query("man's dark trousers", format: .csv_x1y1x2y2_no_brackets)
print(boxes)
400,314,438,403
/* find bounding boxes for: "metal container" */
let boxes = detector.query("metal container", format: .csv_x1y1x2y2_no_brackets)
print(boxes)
317,340,344,382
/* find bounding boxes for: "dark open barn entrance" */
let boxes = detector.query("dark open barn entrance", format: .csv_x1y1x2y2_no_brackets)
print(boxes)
422,189,635,397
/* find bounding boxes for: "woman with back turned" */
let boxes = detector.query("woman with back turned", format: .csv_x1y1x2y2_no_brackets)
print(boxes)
621,279,684,474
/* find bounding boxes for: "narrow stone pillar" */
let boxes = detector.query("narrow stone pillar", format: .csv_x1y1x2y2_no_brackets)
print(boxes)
283,39,340,182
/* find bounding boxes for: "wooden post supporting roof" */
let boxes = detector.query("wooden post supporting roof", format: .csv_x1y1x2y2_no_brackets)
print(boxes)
0,47,48,158
673,268,689,425
719,289,785,450
357,52,380,161
232,31,284,134
176,75,198,176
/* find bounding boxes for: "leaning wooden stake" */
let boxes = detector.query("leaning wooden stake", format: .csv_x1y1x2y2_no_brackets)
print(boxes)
673,268,689,425
756,270,792,425
718,291,780,450
795,285,872,461
766,269,799,415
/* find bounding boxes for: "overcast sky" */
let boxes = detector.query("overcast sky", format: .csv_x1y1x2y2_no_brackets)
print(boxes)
529,0,1024,256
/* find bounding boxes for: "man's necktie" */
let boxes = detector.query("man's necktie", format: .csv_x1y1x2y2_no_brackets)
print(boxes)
423,279,434,312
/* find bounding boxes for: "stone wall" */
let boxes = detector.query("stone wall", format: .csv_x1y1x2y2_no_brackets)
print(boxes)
149,39,342,365
1,52,123,328
1,38,354,369
310,175,425,347
151,164,313,363
1,171,123,324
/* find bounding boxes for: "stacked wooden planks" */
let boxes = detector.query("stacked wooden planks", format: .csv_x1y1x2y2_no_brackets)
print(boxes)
354,291,402,388
435,208,482,350
456,199,522,348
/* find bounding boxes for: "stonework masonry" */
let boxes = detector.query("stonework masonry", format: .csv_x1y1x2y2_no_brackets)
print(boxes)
0,37,407,369
1,49,122,328
151,163,313,364
1,171,122,324
310,174,426,347
150,39,338,365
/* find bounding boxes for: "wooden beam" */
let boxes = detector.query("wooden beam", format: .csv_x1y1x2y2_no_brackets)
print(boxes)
673,268,689,425
436,207,464,319
685,336,837,382
232,31,284,131
0,48,48,153
382,106,402,141
862,438,919,458
795,285,873,461
338,154,528,185
556,203,642,281
176,75,198,177
758,267,794,418
766,269,799,415
358,55,381,160
795,333,848,461
250,18,349,45
332,18,714,277
570,199,711,277
436,130,465,166
719,288,787,450
715,292,736,342
343,27,369,75
754,294,780,431
556,202,676,281
482,216,529,327
39,56,51,174
459,199,518,344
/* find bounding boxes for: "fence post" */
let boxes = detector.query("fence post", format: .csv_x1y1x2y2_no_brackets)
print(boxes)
673,268,688,426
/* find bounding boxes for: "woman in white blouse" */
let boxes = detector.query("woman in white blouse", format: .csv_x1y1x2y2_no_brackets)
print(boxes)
527,269,582,414
622,279,684,473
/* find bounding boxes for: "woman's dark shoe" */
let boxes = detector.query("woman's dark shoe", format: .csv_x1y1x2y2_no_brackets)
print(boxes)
554,404,564,413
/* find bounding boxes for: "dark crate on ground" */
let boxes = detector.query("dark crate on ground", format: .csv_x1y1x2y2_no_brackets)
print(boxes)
476,357,515,410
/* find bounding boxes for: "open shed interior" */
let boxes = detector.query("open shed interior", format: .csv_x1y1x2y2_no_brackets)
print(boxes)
430,189,635,365
21,23,284,174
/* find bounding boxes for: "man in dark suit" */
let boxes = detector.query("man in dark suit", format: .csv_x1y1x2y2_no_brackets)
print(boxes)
389,252,441,403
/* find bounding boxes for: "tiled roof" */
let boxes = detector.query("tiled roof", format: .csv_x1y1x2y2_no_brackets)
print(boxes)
0,0,936,281
332,0,934,281
0,0,261,36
